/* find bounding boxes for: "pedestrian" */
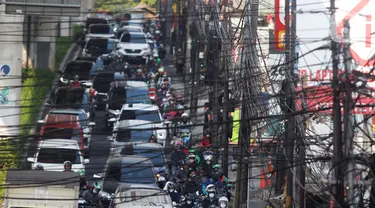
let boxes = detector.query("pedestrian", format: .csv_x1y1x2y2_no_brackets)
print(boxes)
203,102,213,133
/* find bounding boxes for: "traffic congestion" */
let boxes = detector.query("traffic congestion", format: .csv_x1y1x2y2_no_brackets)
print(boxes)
26,15,230,208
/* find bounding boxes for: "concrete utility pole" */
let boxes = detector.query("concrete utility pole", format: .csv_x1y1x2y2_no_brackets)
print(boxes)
284,0,298,206
330,0,344,206
342,19,354,208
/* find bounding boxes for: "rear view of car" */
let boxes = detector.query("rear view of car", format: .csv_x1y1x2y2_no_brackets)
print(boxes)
111,184,173,208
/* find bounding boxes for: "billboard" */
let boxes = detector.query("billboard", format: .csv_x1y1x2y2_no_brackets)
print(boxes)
274,0,287,51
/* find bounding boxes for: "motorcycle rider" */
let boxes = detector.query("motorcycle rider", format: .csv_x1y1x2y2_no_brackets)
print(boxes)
175,113,192,136
79,169,89,191
131,68,146,82
158,72,171,87
155,67,164,82
218,196,229,208
185,152,199,176
200,129,213,148
212,164,231,201
175,48,185,74
170,141,187,176
163,181,181,203
71,75,80,87
182,171,201,195
81,180,102,205
202,184,218,208
63,161,73,172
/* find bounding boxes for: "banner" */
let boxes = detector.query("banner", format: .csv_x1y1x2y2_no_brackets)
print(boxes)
274,0,286,51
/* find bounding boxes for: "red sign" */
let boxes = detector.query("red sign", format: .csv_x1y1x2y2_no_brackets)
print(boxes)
336,0,372,66
297,85,375,114
274,0,286,50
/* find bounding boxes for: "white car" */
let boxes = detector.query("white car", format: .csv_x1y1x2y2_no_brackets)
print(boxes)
110,104,167,147
121,25,144,33
117,32,151,63
27,139,89,172
85,23,115,42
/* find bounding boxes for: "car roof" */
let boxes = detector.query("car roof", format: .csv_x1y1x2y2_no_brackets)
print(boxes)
108,156,153,165
117,119,153,129
121,104,159,111
110,81,148,89
40,139,79,149
89,23,110,28
45,114,79,125
49,109,84,114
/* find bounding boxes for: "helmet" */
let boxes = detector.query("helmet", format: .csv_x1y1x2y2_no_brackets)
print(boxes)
74,75,79,80
167,97,175,102
206,184,216,193
177,104,184,110
157,58,161,64
218,197,229,208
158,67,164,73
213,164,221,170
35,164,44,170
136,68,142,73
167,182,175,192
174,141,182,150
182,113,188,118
64,161,72,167
92,181,102,194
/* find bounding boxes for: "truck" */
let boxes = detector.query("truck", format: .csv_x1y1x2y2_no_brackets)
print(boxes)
4,170,80,208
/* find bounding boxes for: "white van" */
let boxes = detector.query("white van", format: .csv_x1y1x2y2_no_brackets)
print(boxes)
112,184,173,208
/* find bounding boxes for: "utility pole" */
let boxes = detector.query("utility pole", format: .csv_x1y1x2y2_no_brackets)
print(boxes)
342,19,354,208
330,0,344,206
176,0,181,51
221,0,231,178
284,0,297,206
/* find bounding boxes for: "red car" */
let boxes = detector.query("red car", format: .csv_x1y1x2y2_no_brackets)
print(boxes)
38,114,91,157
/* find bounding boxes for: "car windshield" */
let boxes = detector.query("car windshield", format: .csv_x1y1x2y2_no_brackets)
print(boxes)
87,39,108,50
90,25,111,34
64,63,92,80
42,128,74,139
120,110,161,123
55,91,84,106
120,33,147,44
126,88,149,104
37,148,81,164
110,89,125,102
115,129,153,142
135,148,164,167
106,162,155,184
49,112,87,127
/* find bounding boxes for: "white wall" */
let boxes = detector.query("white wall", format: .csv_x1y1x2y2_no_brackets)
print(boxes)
0,5,23,136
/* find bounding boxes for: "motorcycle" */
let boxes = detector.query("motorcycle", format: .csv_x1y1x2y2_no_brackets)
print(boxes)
157,167,168,189
158,44,167,60
78,198,97,208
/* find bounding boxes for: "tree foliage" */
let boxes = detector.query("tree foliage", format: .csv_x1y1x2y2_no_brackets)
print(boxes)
95,0,157,12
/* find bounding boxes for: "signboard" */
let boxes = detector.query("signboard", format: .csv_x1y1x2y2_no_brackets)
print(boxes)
4,0,81,17
274,0,286,51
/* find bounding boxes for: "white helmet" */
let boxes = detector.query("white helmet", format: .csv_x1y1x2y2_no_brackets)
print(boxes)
218,196,229,208
182,113,188,118
158,67,164,73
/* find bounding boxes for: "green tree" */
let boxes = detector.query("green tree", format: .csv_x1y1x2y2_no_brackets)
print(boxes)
95,0,157,11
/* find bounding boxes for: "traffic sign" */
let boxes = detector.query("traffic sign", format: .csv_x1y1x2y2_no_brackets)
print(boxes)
336,0,374,66
0,65,10,77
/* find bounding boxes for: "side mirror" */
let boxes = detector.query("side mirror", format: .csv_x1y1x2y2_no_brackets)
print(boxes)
37,119,44,124
93,173,103,179
27,157,34,163
107,136,114,141
88,122,96,127
84,159,90,164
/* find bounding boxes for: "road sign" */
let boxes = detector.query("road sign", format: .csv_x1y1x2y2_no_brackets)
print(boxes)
335,0,375,66
4,0,81,17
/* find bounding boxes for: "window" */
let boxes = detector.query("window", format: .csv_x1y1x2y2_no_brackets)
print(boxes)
107,41,115,51
110,90,126,102
37,148,81,164
42,128,74,139
135,149,164,167
120,164,155,184
93,76,113,93
115,129,153,142
126,88,149,104
120,33,147,44
89,25,111,34
120,110,161,122
64,64,91,80
87,39,108,50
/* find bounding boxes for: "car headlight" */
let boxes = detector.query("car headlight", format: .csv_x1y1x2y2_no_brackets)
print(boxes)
143,47,149,50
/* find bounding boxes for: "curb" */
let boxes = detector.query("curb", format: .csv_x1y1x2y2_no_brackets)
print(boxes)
20,43,78,169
